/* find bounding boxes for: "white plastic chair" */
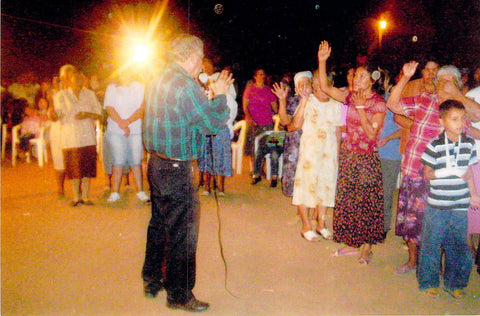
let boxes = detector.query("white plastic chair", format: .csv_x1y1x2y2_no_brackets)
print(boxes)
253,130,284,180
12,123,49,167
231,120,247,174
1,123,7,160
11,124,21,166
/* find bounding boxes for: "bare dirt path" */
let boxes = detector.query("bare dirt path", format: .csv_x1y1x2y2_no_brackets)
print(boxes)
2,159,479,315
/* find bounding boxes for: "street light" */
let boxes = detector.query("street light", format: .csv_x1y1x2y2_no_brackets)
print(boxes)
378,19,387,48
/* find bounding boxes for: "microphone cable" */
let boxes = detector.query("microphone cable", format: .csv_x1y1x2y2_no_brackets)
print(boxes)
207,133,240,299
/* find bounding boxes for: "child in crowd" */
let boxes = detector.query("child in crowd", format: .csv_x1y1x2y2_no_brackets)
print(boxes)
419,99,480,298
19,97,48,155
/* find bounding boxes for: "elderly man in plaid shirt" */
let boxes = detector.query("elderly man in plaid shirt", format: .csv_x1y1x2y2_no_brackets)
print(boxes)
141,34,233,312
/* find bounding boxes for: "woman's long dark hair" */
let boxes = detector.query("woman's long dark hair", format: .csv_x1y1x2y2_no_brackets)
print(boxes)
362,64,390,96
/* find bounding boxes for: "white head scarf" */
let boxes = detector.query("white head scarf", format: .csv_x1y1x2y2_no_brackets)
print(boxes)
293,71,313,88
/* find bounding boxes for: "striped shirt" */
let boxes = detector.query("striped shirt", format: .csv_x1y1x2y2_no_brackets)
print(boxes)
421,131,478,211
143,62,229,160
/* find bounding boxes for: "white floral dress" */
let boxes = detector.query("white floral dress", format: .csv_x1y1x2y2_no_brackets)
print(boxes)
292,95,342,208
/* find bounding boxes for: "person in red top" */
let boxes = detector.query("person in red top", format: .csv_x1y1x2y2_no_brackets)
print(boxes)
318,41,387,264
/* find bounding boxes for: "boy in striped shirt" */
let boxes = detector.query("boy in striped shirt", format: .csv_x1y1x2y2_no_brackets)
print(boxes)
419,99,480,298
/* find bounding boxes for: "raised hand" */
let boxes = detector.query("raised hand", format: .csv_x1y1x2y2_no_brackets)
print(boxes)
210,70,234,96
272,82,290,100
402,61,419,80
351,90,367,108
318,41,331,62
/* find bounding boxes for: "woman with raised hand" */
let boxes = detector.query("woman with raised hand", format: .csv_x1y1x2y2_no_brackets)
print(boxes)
273,71,312,198
318,41,387,264
289,70,343,241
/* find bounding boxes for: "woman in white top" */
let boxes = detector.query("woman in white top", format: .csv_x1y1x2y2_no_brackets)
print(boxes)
49,65,75,198
54,69,103,206
104,73,149,203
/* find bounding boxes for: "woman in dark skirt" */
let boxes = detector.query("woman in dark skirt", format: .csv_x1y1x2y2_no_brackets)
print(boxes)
54,67,103,206
318,41,387,264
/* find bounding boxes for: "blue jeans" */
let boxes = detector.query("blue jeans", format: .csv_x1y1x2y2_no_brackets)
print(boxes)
417,206,472,291
106,131,144,166
380,158,400,232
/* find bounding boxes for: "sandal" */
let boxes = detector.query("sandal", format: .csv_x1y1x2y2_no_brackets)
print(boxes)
333,247,361,257
358,252,373,265
70,200,84,207
444,288,465,298
317,228,333,240
423,288,439,298
301,230,321,242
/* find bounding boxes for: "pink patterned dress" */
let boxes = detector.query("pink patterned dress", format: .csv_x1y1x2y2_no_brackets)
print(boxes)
333,93,387,247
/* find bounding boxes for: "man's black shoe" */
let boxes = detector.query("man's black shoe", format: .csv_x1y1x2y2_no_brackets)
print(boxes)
270,179,278,188
143,280,164,298
251,176,261,185
167,297,210,312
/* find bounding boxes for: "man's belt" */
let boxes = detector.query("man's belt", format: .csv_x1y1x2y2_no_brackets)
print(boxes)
151,152,183,161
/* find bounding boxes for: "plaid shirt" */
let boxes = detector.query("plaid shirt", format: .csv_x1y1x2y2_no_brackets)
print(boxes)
143,62,228,160
401,93,443,179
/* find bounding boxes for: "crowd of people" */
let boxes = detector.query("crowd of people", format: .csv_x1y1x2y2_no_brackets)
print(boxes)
2,33,480,311
1,65,151,205
272,42,480,300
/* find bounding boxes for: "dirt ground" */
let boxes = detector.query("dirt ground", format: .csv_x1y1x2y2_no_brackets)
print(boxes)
2,157,480,315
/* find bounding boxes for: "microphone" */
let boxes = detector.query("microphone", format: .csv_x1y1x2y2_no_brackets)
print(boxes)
199,73,209,85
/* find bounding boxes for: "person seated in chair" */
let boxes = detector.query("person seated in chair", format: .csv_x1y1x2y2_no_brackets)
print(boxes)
251,129,286,187
18,97,48,159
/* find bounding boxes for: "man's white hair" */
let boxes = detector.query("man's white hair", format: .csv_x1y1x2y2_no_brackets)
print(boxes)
168,34,203,63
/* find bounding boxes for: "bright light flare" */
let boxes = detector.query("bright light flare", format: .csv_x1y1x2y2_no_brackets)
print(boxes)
102,0,170,83
379,20,387,29
133,43,149,62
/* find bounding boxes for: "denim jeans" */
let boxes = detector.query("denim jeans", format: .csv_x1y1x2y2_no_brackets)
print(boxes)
380,158,400,232
142,155,200,303
106,131,144,166
417,206,472,291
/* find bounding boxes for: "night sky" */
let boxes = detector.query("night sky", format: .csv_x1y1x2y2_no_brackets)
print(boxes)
2,0,480,85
